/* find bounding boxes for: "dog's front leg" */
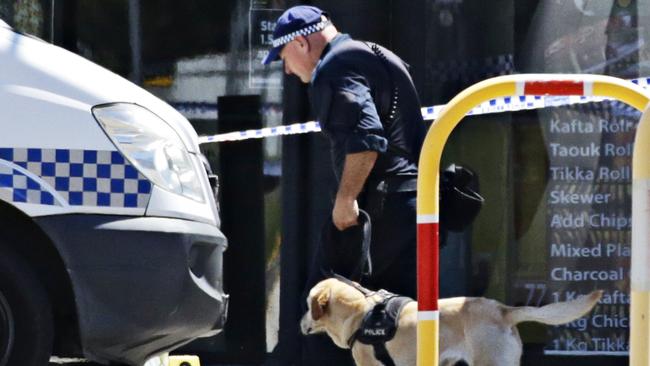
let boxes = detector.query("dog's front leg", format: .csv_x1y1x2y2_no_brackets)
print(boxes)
351,344,386,366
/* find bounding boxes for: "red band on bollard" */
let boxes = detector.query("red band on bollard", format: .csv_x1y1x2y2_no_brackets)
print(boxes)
417,222,439,311
524,80,584,96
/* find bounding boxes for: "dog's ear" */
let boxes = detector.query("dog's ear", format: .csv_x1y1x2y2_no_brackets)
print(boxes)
310,289,330,321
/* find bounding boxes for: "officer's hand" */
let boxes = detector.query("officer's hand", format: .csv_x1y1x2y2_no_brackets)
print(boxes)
333,198,359,231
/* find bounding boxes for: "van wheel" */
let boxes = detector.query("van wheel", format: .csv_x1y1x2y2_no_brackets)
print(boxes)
0,246,53,366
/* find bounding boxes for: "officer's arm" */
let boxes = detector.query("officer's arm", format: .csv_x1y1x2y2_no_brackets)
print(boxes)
333,150,377,230
316,73,386,230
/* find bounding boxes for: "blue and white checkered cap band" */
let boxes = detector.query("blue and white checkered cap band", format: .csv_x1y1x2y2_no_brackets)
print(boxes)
272,20,331,48
0,148,152,208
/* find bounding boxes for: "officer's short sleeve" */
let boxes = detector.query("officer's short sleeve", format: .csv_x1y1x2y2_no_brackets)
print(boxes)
316,75,388,154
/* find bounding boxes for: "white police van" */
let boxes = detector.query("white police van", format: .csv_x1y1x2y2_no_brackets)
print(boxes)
0,19,228,366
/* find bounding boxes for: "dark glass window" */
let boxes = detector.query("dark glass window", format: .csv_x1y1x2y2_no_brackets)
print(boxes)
440,2,647,365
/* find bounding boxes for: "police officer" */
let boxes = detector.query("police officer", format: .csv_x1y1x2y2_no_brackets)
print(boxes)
264,5,426,365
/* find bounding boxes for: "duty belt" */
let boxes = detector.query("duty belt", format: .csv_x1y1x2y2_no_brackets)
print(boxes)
373,176,417,193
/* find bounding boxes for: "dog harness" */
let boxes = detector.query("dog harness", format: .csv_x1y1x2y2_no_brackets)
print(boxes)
335,275,412,366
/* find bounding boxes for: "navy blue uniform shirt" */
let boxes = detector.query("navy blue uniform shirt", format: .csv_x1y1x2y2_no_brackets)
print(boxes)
309,34,426,182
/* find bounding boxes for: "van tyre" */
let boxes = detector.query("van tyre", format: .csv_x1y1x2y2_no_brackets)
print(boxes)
0,246,54,366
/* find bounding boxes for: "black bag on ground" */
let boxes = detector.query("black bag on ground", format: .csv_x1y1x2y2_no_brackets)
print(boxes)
319,209,372,282
440,163,484,232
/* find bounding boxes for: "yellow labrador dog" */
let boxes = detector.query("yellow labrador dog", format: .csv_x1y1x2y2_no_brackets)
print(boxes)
301,277,602,366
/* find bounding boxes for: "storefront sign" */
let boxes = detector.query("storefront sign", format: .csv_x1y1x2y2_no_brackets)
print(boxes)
543,102,634,356
248,0,284,89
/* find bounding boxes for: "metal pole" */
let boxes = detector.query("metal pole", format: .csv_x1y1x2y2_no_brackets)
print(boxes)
128,0,142,85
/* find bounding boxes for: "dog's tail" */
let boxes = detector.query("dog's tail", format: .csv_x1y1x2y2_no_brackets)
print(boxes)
505,290,602,326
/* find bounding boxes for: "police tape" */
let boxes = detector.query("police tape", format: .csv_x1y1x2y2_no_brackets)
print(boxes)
199,121,322,143
197,76,650,144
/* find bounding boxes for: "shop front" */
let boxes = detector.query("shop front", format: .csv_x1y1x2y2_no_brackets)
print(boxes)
2,0,648,365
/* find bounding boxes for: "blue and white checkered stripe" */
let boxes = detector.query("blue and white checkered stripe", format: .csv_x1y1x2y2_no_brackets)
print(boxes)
271,20,331,48
0,148,151,208
0,164,58,206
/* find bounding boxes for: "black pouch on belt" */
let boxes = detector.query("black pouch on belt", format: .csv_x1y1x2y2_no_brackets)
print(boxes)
440,163,484,232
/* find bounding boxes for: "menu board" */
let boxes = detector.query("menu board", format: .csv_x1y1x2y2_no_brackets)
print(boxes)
542,102,636,356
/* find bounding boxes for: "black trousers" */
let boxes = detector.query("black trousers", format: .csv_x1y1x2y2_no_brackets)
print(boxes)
301,190,417,366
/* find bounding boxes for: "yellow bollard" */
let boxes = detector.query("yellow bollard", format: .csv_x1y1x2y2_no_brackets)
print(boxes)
631,104,650,366
169,355,201,366
416,74,650,366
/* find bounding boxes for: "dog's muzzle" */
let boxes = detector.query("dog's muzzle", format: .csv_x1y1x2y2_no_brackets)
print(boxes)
300,313,314,335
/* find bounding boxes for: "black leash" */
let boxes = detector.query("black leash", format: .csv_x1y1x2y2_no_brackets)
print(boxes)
351,209,372,280
331,273,376,297
321,209,373,282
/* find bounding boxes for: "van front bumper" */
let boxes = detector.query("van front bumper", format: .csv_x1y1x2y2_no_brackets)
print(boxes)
35,215,228,366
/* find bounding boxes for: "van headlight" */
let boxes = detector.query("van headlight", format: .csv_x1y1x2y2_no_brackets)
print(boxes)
92,103,204,202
